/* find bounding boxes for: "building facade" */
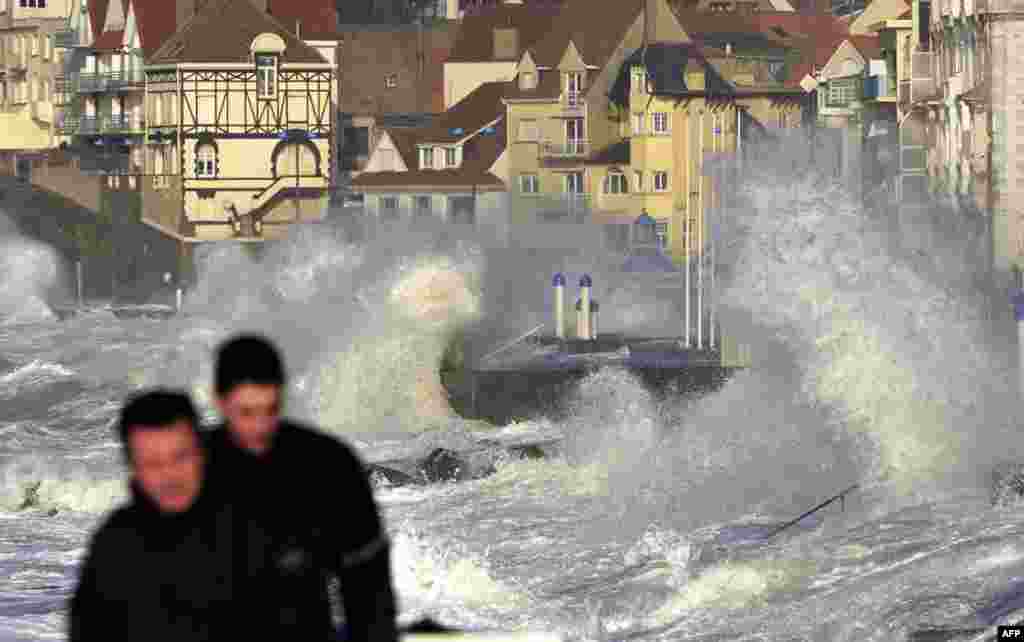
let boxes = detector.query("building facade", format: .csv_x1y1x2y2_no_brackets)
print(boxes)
139,0,334,245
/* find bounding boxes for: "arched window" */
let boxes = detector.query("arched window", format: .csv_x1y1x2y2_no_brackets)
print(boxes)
275,142,317,176
195,143,216,177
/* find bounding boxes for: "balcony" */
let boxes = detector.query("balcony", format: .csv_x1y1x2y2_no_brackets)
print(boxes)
77,73,108,93
541,140,590,157
77,115,101,134
78,154,134,175
864,75,897,100
103,114,144,134
561,92,585,114
54,29,79,49
106,69,145,91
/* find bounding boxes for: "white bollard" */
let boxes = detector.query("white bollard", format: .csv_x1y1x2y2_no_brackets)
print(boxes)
579,274,592,340
176,288,183,315
553,273,566,340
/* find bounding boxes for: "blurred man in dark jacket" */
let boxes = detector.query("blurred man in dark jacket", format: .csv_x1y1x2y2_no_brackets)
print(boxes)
69,389,246,642
207,334,399,642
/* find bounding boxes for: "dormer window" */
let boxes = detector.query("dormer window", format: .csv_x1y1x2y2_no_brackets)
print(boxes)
445,147,457,167
631,66,647,94
255,53,277,99
420,146,434,169
519,71,536,90
565,72,583,106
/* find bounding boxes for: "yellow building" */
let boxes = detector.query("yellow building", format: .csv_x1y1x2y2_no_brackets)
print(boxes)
139,0,334,244
500,0,808,261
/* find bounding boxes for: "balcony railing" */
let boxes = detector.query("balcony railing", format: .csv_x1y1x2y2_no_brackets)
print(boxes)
54,29,79,49
104,114,144,133
77,73,109,93
78,115,101,134
563,92,584,112
541,140,590,157
106,70,145,91
864,75,897,99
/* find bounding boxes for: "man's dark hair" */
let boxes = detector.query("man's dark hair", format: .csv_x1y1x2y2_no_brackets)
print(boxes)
118,389,200,462
214,333,286,397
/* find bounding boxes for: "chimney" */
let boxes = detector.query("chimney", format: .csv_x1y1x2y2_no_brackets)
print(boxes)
296,19,301,39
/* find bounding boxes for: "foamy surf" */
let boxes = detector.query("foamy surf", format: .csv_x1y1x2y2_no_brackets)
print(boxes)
0,456,126,514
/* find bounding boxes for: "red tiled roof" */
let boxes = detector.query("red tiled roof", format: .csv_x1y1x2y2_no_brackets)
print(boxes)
149,0,328,65
417,81,506,143
446,3,563,63
266,0,339,40
528,0,645,69
88,0,111,40
93,29,124,50
848,34,881,59
132,0,180,60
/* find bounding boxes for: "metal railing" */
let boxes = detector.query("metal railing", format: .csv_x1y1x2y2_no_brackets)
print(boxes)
77,73,108,93
103,114,144,133
541,140,590,157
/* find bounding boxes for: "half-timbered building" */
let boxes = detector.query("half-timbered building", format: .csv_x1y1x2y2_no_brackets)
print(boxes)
141,0,334,243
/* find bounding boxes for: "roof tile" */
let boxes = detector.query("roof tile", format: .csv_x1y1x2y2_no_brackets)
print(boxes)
446,3,563,62
132,0,180,60
149,0,327,65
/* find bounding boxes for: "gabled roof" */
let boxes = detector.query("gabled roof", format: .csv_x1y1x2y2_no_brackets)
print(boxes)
351,120,507,190
527,0,646,68
417,81,507,143
446,3,563,62
608,43,733,105
133,0,181,60
847,34,881,59
149,0,327,65
266,0,340,41
88,0,112,40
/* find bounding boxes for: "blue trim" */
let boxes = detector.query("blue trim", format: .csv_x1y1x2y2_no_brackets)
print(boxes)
1013,290,1024,322
176,132,324,140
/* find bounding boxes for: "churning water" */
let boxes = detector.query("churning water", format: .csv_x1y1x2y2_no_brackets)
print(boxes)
3,137,1024,642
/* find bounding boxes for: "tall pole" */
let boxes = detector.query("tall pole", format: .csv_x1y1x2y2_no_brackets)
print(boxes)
684,113,692,348
76,259,83,308
697,108,704,349
710,111,718,351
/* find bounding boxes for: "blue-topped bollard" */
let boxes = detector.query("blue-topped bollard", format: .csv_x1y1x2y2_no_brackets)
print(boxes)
578,274,592,340
553,273,566,339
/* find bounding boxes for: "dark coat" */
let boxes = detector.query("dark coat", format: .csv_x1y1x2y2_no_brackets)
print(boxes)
204,420,399,642
68,475,247,642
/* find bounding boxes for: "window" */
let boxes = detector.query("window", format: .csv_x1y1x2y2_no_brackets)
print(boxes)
827,78,857,106
420,147,434,169
634,170,643,192
632,113,644,135
519,71,536,90
194,143,216,177
654,171,668,191
384,73,397,89
445,147,457,167
517,119,538,142
566,72,583,106
255,53,276,99
414,195,432,216
653,112,668,134
43,35,51,60
565,172,583,194
31,34,37,56
604,172,627,194
519,173,538,193
631,65,646,93
381,196,399,219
